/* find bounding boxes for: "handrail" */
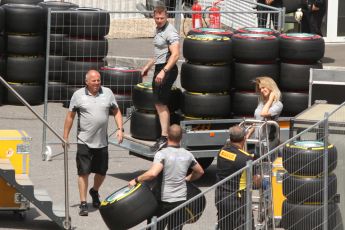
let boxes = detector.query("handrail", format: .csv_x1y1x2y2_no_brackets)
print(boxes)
0,76,71,229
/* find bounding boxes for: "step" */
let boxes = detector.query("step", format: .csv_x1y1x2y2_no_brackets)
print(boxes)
34,189,53,202
53,204,66,218
15,174,33,186
0,158,14,170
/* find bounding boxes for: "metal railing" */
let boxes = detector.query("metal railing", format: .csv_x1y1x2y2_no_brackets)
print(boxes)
0,77,71,230
140,102,345,230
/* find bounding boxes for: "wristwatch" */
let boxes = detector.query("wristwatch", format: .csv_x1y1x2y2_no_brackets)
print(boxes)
116,128,124,132
163,68,168,73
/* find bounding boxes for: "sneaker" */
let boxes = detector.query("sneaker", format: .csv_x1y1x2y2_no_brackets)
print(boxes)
89,188,101,208
150,136,168,152
79,202,88,216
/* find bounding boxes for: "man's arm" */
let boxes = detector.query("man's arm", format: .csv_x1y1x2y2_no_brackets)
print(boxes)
129,162,163,186
63,111,76,145
141,58,155,77
154,42,180,84
185,162,204,182
112,107,123,144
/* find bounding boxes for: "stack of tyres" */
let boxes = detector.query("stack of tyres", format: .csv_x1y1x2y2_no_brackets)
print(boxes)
130,82,182,141
182,31,232,119
39,1,79,102
60,7,110,107
281,140,341,230
3,3,45,105
279,33,325,116
232,27,279,118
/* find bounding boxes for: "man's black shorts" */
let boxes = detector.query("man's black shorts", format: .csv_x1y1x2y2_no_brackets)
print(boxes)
152,64,178,105
76,144,108,176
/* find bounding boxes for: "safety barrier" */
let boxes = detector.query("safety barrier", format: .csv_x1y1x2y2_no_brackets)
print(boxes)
141,102,345,229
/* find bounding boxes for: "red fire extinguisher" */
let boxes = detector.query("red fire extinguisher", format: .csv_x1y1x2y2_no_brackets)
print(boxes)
192,0,202,29
209,0,223,29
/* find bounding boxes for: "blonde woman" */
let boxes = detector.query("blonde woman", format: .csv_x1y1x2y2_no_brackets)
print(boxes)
246,76,283,153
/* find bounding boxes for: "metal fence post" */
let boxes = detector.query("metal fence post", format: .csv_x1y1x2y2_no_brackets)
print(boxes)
323,113,329,230
174,0,182,34
246,161,253,230
151,216,158,230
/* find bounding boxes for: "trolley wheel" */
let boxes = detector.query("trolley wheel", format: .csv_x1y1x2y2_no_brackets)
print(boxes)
43,145,52,161
13,210,26,220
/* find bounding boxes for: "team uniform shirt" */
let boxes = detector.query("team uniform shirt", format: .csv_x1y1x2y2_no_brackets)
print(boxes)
216,144,254,195
69,86,118,148
153,22,179,64
153,146,197,203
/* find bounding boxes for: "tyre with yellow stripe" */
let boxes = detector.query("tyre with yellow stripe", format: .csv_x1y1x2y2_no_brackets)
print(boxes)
183,34,232,64
282,141,337,176
99,183,158,230
282,173,337,203
184,182,206,224
182,91,231,117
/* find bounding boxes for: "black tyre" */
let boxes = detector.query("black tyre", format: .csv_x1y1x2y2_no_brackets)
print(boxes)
0,56,5,77
231,91,257,116
235,27,280,36
99,66,142,93
99,183,158,230
279,33,325,62
0,7,4,31
39,1,79,33
183,34,232,64
50,34,66,56
6,34,44,55
132,82,182,112
282,140,337,176
114,93,132,115
181,62,231,93
232,33,279,61
182,91,231,117
0,84,4,105
6,56,45,83
68,7,110,38
283,173,337,203
280,61,322,91
48,81,68,101
196,157,214,170
187,28,233,38
6,83,43,105
49,55,65,82
281,92,308,116
233,61,279,90
3,4,44,33
184,182,206,224
1,0,43,4
0,36,5,55
281,200,340,230
62,59,107,85
63,36,108,59
282,0,303,13
130,110,161,141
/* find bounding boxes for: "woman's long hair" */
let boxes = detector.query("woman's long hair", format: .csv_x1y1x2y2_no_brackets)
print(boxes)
255,76,281,102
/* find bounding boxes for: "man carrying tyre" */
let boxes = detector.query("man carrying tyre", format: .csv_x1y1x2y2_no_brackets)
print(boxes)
141,4,180,152
63,70,123,216
129,124,204,229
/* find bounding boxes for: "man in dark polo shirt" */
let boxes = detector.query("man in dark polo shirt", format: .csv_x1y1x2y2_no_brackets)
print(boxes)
215,125,255,229
141,4,180,152
63,70,123,216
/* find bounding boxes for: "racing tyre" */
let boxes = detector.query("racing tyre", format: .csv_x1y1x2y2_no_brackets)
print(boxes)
3,4,44,33
282,140,337,176
231,91,257,116
281,92,308,116
114,93,132,115
50,34,66,56
0,36,4,55
181,62,231,93
62,59,107,85
235,27,280,36
184,182,206,224
279,33,325,62
49,55,65,82
63,36,108,59
100,66,142,93
130,110,161,141
99,183,158,230
0,7,4,31
6,56,45,83
68,7,110,38
183,34,232,64
283,173,337,203
1,0,43,4
280,61,322,91
187,28,233,38
281,200,341,230
182,91,231,117
233,61,279,90
6,34,44,55
48,81,68,101
6,83,43,105
132,82,182,112
196,157,214,170
232,33,279,61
